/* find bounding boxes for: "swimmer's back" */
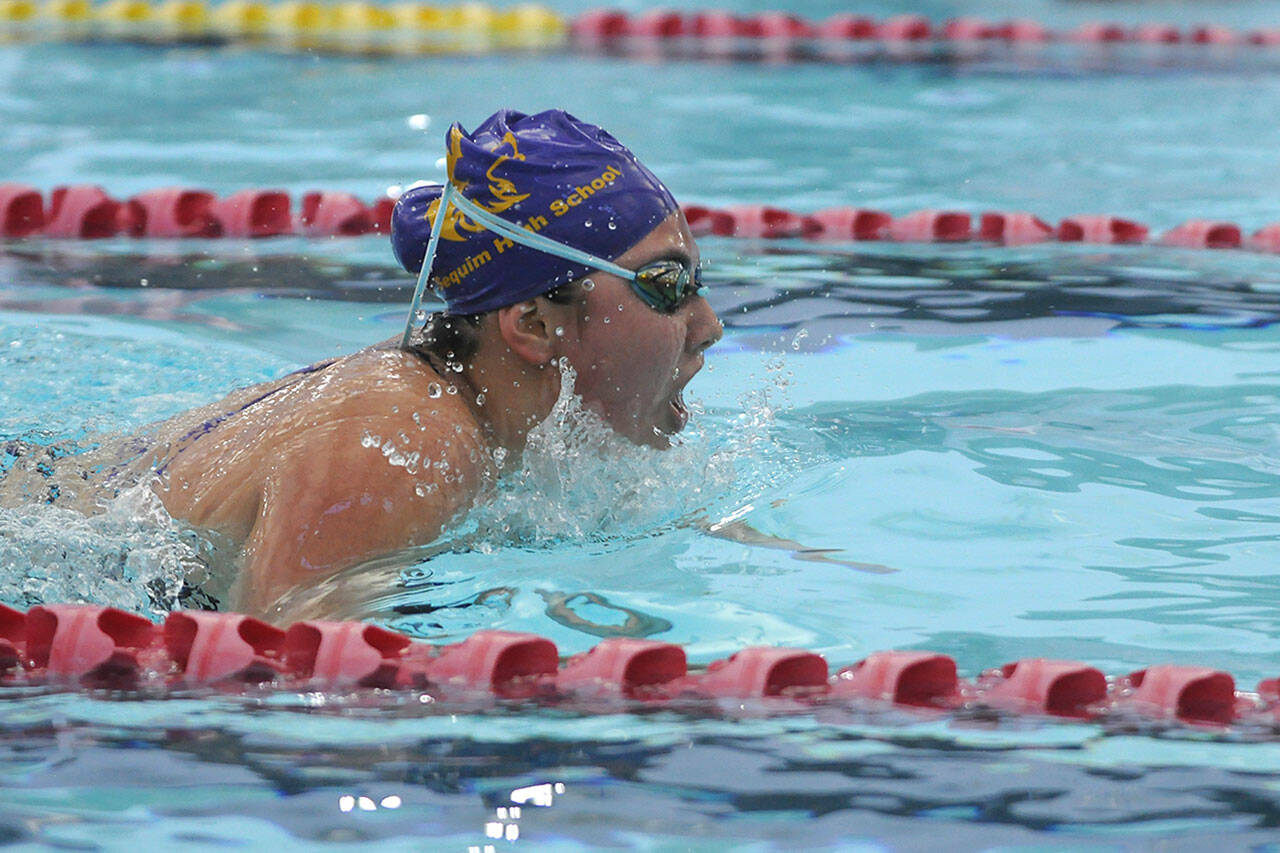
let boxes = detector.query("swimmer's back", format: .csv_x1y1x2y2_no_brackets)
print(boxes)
154,346,492,614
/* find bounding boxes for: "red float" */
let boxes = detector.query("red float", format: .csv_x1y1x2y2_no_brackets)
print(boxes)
164,611,285,684
979,211,1054,245
817,14,875,40
689,646,829,698
979,658,1108,718
996,20,1051,42
1191,25,1237,45
299,191,375,236
1250,223,1280,252
1057,214,1149,244
571,8,628,39
0,604,25,677
208,189,293,238
0,183,45,237
877,14,931,41
556,637,687,697
889,210,972,242
1119,665,1237,724
831,650,958,706
1133,24,1182,44
714,204,810,238
25,605,157,687
691,10,745,38
1160,220,1242,249
626,10,686,38
1073,22,1128,43
420,629,559,696
123,187,218,238
807,207,892,240
680,204,735,237
45,185,121,239
942,18,994,41
284,620,414,688
749,12,814,40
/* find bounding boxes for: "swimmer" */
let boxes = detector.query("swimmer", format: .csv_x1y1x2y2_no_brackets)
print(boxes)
1,109,723,619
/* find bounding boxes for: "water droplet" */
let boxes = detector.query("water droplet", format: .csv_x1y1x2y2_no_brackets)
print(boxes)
475,392,486,406
414,309,427,323
554,326,564,337
603,317,610,324
427,383,443,398
582,278,596,291
360,431,381,448
607,220,617,230
446,385,458,395
583,219,593,228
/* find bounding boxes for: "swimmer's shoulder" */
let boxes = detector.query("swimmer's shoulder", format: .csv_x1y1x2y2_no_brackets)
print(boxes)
261,348,493,489
158,348,488,530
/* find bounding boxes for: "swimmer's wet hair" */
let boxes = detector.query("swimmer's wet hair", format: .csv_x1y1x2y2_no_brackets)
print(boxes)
407,279,586,365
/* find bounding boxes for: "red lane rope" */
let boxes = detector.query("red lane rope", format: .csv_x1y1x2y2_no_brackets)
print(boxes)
0,602,1269,728
570,10,1280,49
3,183,1278,254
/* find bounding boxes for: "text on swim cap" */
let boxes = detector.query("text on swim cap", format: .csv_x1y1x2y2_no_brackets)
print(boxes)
432,163,625,292
548,165,623,217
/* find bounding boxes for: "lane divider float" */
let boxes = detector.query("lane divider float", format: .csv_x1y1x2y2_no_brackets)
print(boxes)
0,602,1271,729
4,3,1280,59
0,0,568,48
4,183,1280,254
571,9,1280,48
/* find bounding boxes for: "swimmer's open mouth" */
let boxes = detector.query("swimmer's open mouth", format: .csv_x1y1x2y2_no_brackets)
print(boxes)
671,390,689,429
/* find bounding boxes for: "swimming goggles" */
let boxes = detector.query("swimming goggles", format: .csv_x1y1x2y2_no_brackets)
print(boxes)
400,181,705,348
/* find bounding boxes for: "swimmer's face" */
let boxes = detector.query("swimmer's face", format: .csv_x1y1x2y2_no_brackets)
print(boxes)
549,211,723,448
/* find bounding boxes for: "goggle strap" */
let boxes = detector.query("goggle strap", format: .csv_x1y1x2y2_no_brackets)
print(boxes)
399,181,456,349
447,190,637,282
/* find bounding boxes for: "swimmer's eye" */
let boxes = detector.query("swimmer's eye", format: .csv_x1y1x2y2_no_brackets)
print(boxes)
631,259,702,314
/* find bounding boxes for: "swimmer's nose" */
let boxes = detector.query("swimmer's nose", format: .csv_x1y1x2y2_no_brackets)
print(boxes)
686,294,723,355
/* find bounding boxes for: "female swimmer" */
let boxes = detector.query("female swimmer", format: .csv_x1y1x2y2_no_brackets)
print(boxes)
2,109,723,618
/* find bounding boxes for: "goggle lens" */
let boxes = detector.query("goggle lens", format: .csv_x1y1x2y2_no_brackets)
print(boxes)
631,260,702,313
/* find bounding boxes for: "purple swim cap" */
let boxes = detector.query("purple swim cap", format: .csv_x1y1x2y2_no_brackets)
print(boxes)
391,109,679,315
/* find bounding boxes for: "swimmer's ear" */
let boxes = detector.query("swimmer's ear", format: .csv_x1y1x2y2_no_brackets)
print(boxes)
496,299,555,365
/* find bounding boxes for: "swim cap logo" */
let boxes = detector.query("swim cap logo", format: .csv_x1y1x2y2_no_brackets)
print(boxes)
424,127,530,242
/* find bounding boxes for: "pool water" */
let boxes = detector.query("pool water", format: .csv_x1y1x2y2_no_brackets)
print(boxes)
8,6,1280,848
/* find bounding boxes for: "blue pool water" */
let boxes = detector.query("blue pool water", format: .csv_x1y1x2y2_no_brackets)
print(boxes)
8,5,1280,848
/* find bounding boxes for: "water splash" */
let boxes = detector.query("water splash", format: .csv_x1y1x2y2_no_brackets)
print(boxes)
0,484,211,619
460,360,788,549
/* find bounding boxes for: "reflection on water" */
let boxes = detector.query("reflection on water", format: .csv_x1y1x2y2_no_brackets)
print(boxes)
792,384,1280,501
9,242,1280,338
5,715,1280,849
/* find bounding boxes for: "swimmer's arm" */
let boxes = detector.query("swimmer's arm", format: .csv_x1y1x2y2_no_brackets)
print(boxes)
238,418,485,618
703,519,897,574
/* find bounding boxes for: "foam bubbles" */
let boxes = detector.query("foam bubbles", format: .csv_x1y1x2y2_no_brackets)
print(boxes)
0,484,211,619
461,361,758,547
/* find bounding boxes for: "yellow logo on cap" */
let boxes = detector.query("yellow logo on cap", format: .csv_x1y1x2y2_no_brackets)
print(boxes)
425,127,531,242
